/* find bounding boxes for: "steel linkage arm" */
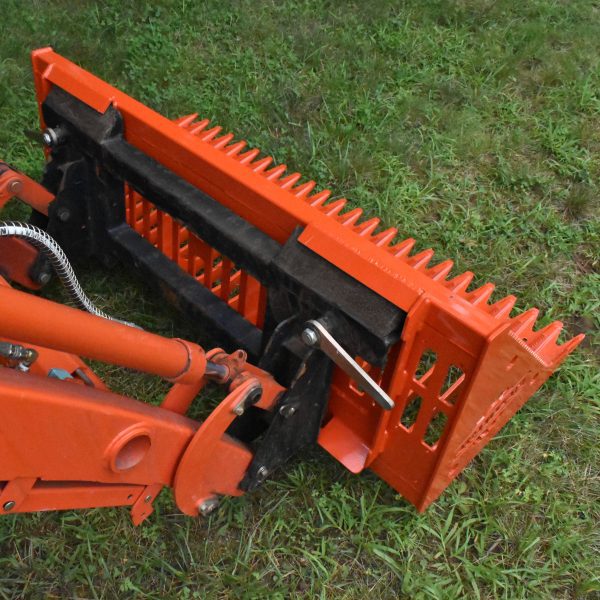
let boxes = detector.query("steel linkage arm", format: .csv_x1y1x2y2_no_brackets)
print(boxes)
0,280,284,523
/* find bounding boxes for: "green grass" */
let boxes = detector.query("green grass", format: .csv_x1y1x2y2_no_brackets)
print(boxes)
0,0,598,597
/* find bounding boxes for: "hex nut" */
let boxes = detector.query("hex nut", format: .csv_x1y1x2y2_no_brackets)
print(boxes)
301,328,319,347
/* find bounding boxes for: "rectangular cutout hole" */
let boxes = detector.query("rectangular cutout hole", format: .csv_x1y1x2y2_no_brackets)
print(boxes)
400,395,422,430
424,411,448,447
440,365,465,405
415,349,437,382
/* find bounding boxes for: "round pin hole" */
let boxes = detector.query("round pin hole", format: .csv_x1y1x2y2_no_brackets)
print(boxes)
114,434,151,471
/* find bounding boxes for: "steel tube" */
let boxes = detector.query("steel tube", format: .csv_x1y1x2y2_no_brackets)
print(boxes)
0,284,202,380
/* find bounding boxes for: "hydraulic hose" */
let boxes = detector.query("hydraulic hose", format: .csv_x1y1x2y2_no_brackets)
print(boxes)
0,221,138,328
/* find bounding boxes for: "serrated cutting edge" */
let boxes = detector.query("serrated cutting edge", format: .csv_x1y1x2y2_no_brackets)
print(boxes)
175,114,583,364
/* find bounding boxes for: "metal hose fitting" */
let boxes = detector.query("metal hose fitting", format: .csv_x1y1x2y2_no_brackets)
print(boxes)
0,341,38,371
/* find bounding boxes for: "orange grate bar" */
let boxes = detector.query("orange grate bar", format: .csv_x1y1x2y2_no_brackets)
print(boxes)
125,186,264,326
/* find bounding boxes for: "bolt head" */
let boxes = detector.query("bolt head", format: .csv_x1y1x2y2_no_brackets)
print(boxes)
3,501,15,511
199,497,219,516
279,404,297,418
247,386,262,404
7,180,22,195
42,128,60,147
256,466,269,482
144,494,153,503
37,271,51,285
57,207,71,222
301,328,318,347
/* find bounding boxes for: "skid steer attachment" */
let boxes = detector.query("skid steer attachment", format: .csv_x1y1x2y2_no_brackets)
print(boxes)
0,48,583,521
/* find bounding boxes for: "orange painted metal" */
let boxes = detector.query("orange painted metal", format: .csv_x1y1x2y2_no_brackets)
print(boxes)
0,237,40,289
0,283,206,382
0,367,197,490
0,165,54,289
21,48,585,513
0,273,203,518
125,186,266,327
0,274,282,520
303,221,584,508
0,164,53,216
175,371,284,515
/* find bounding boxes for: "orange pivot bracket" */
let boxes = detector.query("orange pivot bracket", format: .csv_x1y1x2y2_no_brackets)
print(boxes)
174,372,283,516
0,164,55,289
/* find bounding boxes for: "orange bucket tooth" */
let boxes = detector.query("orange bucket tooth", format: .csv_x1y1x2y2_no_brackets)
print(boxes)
264,164,287,181
212,133,235,150
339,207,363,226
355,217,380,237
322,198,347,216
371,227,398,247
445,270,474,292
199,126,223,142
391,238,416,258
174,113,198,127
425,259,454,281
511,308,541,336
187,118,211,135
407,248,435,270
531,321,564,352
465,282,496,306
250,156,273,173
307,189,331,207
237,148,261,164
489,294,517,319
278,172,302,190
293,180,317,198
0,48,582,523
223,140,247,157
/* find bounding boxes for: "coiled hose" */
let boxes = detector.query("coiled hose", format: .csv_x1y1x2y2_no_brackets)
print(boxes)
0,221,138,328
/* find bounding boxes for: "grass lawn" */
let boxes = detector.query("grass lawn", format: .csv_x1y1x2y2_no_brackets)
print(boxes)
0,1,598,598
